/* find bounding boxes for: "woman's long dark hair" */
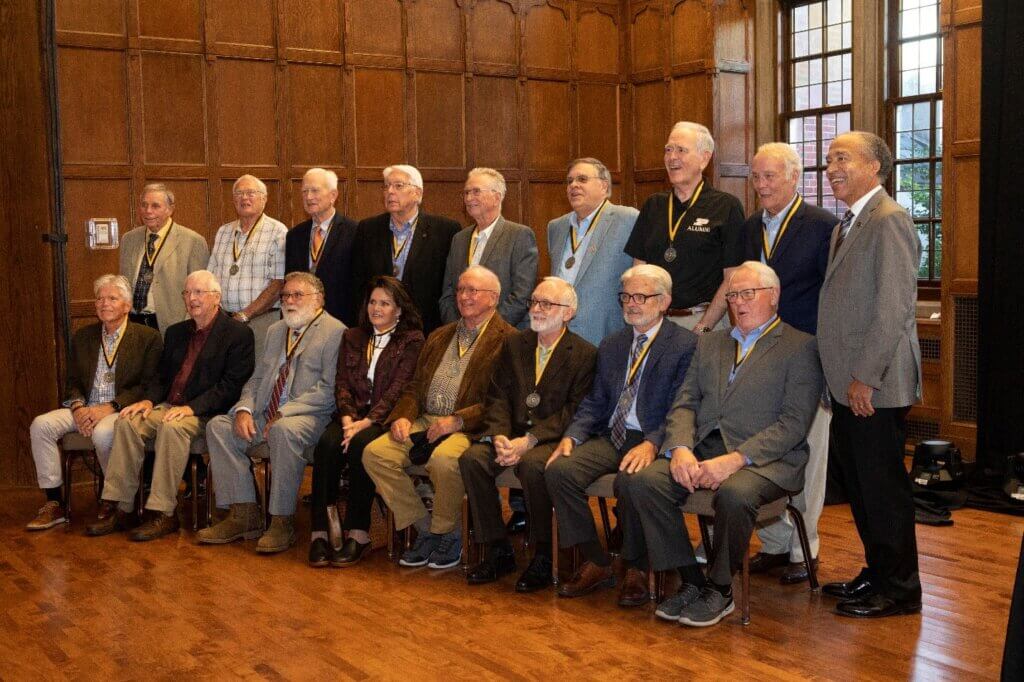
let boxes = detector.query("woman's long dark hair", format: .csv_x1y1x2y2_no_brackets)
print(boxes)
357,275,423,334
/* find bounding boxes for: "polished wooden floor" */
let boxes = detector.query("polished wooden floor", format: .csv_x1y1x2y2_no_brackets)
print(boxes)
0,481,1018,681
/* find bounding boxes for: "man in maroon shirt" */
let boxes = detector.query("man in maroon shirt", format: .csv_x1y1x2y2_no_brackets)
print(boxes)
87,270,255,540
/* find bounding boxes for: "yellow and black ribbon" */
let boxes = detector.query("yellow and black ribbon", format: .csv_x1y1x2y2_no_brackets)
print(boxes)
667,180,705,244
761,196,803,261
733,316,782,373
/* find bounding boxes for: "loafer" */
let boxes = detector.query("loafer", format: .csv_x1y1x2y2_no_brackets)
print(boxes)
748,551,789,574
95,500,117,521
308,537,332,568
557,561,615,598
617,567,651,607
836,593,922,618
331,537,372,567
129,511,180,542
823,574,875,600
780,558,819,585
85,508,134,536
515,554,554,593
467,549,517,585
505,511,528,535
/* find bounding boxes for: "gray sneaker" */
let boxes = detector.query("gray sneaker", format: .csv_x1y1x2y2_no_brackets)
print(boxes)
426,532,462,569
678,587,735,627
400,532,441,567
654,583,702,622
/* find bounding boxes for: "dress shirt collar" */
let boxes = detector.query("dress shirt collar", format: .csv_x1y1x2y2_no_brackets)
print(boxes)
570,202,604,231
847,185,883,223
632,317,663,344
390,211,419,233
730,314,779,346
762,192,799,224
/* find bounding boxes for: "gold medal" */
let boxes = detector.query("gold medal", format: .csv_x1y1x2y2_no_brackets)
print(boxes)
664,247,677,262
564,256,575,269
525,392,541,408
229,264,239,276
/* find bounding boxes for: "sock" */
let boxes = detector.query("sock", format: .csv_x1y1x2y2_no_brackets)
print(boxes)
44,487,62,503
711,581,732,599
310,531,328,542
348,529,370,545
580,540,610,567
679,564,707,589
413,514,431,535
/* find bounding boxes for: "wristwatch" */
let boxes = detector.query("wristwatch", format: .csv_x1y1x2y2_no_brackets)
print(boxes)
110,401,121,411
697,325,712,334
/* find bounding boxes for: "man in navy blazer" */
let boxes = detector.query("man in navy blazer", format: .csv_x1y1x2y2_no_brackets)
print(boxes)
546,264,697,601
742,143,835,585
285,168,358,327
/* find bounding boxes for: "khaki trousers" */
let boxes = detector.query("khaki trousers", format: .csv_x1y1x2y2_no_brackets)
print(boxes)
362,416,471,534
101,404,204,513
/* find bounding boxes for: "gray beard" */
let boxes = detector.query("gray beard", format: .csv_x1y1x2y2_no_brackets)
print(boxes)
283,308,315,330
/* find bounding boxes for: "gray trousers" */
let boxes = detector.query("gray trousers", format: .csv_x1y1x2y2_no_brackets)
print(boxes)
459,441,557,546
546,432,642,548
205,411,326,516
616,459,784,586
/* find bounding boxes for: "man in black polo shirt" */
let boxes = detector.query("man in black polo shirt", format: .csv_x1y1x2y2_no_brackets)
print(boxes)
624,121,746,334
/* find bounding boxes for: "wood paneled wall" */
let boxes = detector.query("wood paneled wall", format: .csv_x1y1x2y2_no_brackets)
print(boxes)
939,0,981,460
54,0,634,313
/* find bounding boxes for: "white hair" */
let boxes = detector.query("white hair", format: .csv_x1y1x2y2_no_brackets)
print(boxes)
186,269,222,295
383,164,423,190
93,274,132,303
754,142,803,180
620,264,672,297
141,182,175,207
233,174,268,195
730,260,781,291
467,167,507,201
303,167,339,191
538,276,578,312
670,121,715,155
461,264,502,297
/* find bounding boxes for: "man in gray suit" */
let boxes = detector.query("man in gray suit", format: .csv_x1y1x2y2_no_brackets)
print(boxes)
547,157,637,346
119,183,210,333
817,131,923,618
199,271,345,553
439,168,538,329
615,261,821,627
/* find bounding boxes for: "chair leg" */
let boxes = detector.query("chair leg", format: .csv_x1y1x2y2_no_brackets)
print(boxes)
741,551,751,626
788,503,820,591
597,498,614,555
698,516,713,558
386,507,396,560
461,496,471,571
62,449,73,525
206,466,214,527
651,569,662,602
191,456,199,532
263,461,272,531
551,512,560,586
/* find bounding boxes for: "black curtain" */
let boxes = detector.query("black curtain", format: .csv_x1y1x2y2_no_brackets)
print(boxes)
977,0,1024,475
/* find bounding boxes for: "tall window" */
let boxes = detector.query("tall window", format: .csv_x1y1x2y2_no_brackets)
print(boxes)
782,0,853,217
889,0,943,283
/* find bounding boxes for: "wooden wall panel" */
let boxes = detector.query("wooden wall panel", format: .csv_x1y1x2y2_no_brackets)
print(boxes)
524,3,571,72
669,74,709,125
469,0,518,67
286,64,345,168
577,83,621,170
425,182,470,227
632,81,668,170
631,6,664,73
949,156,979,283
527,182,568,274
280,0,342,55
670,0,711,65
346,0,403,59
407,0,464,64
470,76,519,169
164,180,212,244
527,80,572,170
208,0,275,50
63,179,132,301
56,0,125,35
352,68,405,168
140,52,206,164
952,26,981,143
415,72,466,169
213,59,277,166
137,0,201,42
576,7,619,74
57,48,129,165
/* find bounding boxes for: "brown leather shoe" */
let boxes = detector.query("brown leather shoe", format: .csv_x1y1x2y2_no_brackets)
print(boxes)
128,511,180,542
748,551,789,574
557,561,615,598
618,567,651,607
85,507,134,537
95,500,117,521
780,558,819,585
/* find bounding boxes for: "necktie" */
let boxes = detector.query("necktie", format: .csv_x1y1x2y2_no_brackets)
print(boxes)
132,232,159,313
264,331,299,422
312,225,324,254
469,232,485,265
832,210,854,257
609,333,648,450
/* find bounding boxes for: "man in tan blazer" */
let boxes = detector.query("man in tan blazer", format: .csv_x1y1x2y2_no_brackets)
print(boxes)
363,265,514,570
119,183,210,333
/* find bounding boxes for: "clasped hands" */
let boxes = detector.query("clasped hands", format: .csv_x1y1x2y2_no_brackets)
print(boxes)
669,448,745,492
389,415,461,444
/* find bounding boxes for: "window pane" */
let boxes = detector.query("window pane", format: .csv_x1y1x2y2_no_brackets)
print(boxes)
917,223,931,279
897,103,913,132
934,221,942,278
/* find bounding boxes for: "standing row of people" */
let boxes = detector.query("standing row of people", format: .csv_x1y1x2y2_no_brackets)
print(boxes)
27,122,922,623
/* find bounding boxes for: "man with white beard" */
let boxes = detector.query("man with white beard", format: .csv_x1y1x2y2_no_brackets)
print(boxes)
459,277,598,592
200,271,345,554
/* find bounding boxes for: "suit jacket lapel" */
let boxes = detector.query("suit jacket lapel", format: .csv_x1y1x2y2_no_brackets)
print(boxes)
767,203,804,265
152,223,181,276
548,218,570,269
573,206,613,284
404,213,430,273
825,190,885,283
722,323,783,402
479,217,506,265
535,331,573,392
318,213,347,265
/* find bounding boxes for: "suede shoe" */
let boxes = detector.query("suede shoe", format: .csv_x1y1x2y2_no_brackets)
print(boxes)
256,515,296,554
748,551,789,574
780,558,819,585
196,503,262,544
557,561,615,598
467,548,517,585
95,500,117,521
129,511,180,542
617,567,651,607
515,554,554,593
331,537,372,567
85,506,134,536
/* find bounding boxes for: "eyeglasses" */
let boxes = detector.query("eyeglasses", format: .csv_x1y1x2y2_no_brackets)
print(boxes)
724,287,774,302
181,289,217,298
232,189,265,198
528,299,570,312
462,187,496,198
618,292,662,305
565,174,595,185
383,182,416,192
280,291,317,303
456,286,497,297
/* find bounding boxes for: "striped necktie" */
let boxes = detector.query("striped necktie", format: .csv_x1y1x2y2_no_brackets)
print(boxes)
609,333,647,450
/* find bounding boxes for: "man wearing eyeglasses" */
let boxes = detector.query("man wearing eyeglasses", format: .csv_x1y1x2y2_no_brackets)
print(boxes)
363,266,514,570
545,264,696,601
199,272,344,553
547,158,637,346
439,168,538,330
459,277,598,591
615,261,821,628
86,270,255,541
285,168,359,327
208,174,288,360
349,165,461,334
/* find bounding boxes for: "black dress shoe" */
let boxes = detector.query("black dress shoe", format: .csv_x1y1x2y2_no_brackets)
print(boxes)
331,537,371,567
516,554,554,593
780,558,819,585
823,575,875,600
467,549,517,585
836,593,922,618
748,552,790,574
309,538,332,568
505,511,527,535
